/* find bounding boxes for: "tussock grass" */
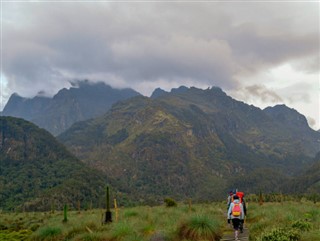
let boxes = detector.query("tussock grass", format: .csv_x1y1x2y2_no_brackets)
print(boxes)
32,226,63,241
0,201,319,241
177,215,222,241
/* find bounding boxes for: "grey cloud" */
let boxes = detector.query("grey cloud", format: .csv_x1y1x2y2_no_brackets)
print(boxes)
228,24,318,75
2,2,319,100
110,36,237,86
245,85,283,103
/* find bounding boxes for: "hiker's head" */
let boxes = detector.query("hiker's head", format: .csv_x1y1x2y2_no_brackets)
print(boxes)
229,190,233,196
233,195,239,200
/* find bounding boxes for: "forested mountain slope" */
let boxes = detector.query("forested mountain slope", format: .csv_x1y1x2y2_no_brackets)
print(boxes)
282,152,320,194
59,86,320,202
0,117,109,211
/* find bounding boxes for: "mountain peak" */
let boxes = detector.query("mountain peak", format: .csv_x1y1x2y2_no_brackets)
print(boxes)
2,93,50,120
150,88,168,99
151,86,191,98
171,86,189,94
263,104,309,129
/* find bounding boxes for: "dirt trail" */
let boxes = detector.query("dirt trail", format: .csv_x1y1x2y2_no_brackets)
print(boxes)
220,226,249,241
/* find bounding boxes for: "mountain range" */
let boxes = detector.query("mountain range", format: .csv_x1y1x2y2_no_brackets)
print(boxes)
1,83,319,209
1,80,141,136
58,86,320,201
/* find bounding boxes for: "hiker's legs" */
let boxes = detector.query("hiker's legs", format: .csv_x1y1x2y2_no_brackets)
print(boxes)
235,230,239,240
232,219,241,240
240,219,244,233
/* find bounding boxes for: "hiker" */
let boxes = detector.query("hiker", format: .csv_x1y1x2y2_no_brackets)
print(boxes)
226,189,236,210
227,190,234,210
227,195,245,241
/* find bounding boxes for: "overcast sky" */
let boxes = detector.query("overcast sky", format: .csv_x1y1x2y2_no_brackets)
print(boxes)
1,1,319,129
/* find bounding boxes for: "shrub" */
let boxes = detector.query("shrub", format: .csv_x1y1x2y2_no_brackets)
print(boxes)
291,220,311,231
164,198,177,207
259,227,300,241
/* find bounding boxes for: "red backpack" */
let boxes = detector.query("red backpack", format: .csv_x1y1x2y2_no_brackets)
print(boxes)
236,192,244,203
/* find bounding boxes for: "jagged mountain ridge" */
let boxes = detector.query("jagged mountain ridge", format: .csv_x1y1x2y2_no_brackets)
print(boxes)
2,80,141,136
0,116,110,211
58,86,320,202
153,87,319,158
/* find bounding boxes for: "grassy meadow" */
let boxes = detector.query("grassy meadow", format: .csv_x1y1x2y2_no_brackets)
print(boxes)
0,200,319,241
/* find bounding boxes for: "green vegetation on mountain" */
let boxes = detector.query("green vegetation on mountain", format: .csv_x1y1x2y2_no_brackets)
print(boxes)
1,85,318,209
58,86,319,203
0,117,109,211
282,152,320,194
